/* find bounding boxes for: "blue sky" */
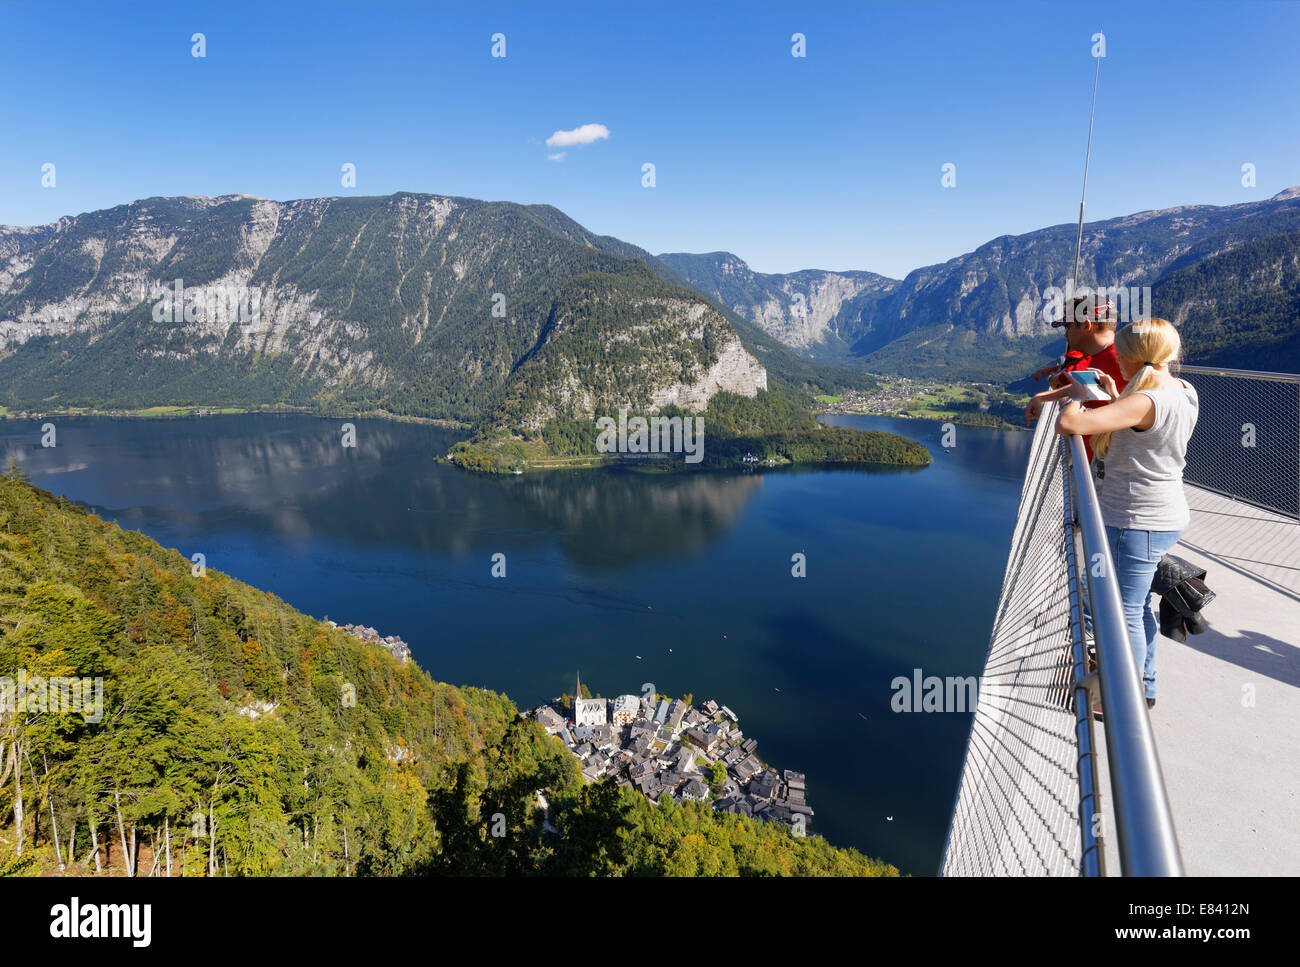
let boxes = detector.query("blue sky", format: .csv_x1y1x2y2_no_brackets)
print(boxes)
2,0,1298,278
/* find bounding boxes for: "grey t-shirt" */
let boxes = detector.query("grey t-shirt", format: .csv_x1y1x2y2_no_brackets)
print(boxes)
1095,380,1199,532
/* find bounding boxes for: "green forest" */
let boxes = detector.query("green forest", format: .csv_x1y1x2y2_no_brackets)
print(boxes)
0,471,897,877
449,388,929,473
1153,231,1300,371
701,425,932,468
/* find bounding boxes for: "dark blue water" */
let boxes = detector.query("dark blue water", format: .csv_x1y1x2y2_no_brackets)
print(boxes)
3,413,1031,874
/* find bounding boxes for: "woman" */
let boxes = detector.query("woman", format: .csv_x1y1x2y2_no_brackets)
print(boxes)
1056,318,1198,709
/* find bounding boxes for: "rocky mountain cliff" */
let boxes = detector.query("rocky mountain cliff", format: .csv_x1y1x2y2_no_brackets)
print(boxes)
655,252,896,357
663,188,1300,380
0,193,769,426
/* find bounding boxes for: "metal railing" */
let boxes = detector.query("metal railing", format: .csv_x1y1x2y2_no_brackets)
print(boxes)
1064,433,1182,875
1178,364,1300,520
942,403,1183,876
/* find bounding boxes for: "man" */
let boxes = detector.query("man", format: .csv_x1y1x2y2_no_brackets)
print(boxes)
1026,293,1132,692
1024,293,1128,460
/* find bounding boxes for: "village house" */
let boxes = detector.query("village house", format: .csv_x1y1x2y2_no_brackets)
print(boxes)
534,706,566,733
674,747,696,774
684,726,720,754
733,755,762,782
610,694,641,725
680,779,708,802
750,770,780,801
666,700,688,729
591,723,618,750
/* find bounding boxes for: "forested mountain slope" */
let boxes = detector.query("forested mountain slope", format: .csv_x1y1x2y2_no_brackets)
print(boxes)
0,194,769,426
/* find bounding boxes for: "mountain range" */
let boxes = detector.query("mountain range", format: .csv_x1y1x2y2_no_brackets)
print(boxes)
2,187,1296,440
662,187,1300,380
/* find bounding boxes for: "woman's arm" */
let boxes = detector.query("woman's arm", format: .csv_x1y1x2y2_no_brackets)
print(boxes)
1055,393,1156,436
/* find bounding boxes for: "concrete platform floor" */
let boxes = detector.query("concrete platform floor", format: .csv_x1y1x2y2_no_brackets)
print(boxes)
1096,486,1299,876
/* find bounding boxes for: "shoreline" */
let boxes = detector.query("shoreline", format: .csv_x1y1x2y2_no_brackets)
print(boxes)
0,403,471,430
818,408,1030,432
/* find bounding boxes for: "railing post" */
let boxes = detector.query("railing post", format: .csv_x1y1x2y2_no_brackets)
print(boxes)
1060,442,1104,876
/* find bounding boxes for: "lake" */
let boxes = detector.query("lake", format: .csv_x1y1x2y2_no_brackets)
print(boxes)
4,412,1032,875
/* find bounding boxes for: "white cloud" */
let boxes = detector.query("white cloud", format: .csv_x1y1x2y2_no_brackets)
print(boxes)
547,152,567,162
545,123,611,148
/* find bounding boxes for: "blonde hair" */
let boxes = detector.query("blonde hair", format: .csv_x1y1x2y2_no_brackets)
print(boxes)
1092,318,1182,460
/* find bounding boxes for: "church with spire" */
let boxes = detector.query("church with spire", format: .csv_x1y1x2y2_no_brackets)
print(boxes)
572,671,608,727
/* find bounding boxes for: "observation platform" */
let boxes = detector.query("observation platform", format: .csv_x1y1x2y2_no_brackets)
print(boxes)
1093,485,1299,876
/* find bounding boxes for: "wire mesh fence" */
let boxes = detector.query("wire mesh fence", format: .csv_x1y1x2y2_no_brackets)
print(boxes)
942,412,1084,876
1179,365,1300,520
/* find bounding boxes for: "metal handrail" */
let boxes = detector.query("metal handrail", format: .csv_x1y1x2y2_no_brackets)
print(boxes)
1178,363,1300,384
1063,432,1183,876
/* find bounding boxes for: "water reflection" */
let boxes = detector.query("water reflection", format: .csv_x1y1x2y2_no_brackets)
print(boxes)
4,415,972,571
6,416,774,568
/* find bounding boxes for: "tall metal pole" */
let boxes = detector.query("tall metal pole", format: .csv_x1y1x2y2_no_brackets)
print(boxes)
1071,52,1102,295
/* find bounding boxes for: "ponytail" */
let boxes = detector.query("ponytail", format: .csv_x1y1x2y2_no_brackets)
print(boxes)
1092,364,1158,459
1090,317,1182,461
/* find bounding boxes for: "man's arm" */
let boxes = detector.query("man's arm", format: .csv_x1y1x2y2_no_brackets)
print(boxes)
1025,384,1075,424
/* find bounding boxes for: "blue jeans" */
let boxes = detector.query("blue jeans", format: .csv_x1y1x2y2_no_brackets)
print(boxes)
1105,526,1185,700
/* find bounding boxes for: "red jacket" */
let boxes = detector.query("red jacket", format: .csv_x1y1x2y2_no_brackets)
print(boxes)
1057,344,1128,460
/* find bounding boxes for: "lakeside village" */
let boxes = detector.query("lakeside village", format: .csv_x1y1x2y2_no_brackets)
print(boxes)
323,624,811,829
817,375,1027,429
527,676,813,830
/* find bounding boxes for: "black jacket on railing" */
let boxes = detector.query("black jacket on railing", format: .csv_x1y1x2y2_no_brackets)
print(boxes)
1153,554,1216,642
